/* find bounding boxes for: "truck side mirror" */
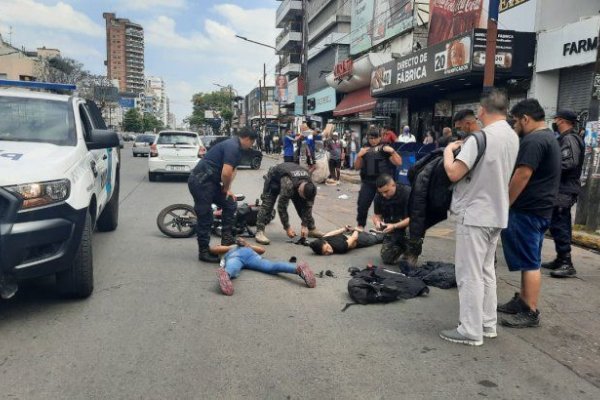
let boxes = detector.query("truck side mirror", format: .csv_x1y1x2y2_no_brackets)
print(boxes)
87,129,120,150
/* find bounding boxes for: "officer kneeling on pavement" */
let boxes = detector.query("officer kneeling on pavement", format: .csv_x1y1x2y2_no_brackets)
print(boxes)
255,162,324,244
371,174,411,265
354,127,402,229
188,128,258,263
542,110,585,278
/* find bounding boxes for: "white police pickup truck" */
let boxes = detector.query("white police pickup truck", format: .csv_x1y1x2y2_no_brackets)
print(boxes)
0,80,120,299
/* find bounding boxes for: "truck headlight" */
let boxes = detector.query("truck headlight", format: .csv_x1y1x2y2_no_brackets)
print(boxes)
5,179,71,210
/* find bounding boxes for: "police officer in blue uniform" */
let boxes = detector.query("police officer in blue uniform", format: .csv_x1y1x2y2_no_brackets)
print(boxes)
354,127,402,229
188,128,258,263
542,110,585,277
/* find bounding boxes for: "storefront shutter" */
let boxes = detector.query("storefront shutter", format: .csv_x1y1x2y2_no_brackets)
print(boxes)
558,64,595,114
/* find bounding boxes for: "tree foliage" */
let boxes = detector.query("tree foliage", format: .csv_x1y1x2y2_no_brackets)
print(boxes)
142,113,164,132
186,90,233,132
122,108,143,133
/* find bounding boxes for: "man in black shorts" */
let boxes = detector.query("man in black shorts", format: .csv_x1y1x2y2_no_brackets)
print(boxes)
309,226,383,255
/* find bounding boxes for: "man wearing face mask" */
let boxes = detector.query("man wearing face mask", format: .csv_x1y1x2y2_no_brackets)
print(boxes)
498,99,561,328
452,109,479,139
542,110,584,278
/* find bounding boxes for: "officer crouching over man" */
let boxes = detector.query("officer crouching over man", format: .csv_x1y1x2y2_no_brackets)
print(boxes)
255,162,324,245
188,128,258,263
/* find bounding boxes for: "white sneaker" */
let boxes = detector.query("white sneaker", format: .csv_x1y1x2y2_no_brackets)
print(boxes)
483,326,498,338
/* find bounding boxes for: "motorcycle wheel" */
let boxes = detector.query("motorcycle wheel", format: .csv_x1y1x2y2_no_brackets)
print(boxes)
157,204,197,238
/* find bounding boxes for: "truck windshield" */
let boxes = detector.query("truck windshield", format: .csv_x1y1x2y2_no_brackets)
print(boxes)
0,96,76,146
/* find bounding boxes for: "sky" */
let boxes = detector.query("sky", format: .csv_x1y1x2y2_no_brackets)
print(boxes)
0,0,279,123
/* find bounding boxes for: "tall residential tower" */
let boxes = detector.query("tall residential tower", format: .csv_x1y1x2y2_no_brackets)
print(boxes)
103,12,145,94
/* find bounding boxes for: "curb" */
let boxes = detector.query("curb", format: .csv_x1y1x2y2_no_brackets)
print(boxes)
572,231,600,252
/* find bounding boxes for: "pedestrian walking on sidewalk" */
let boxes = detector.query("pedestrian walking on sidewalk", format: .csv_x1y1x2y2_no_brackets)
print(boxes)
188,128,258,263
542,110,585,278
498,99,561,329
354,128,402,229
211,238,316,296
440,90,519,346
326,131,344,182
371,174,411,265
254,162,323,245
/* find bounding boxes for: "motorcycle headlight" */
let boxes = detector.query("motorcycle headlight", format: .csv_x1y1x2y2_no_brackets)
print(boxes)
5,179,71,210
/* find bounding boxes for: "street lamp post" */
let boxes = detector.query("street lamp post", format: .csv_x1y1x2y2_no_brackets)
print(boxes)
235,34,284,143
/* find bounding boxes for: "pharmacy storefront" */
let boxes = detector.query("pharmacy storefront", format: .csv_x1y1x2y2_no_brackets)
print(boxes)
534,15,600,124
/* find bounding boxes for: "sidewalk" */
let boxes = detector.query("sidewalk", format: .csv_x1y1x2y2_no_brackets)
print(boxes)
262,151,599,251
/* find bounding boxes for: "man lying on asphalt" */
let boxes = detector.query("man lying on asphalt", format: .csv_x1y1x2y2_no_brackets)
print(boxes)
309,226,383,256
210,238,316,296
255,162,324,245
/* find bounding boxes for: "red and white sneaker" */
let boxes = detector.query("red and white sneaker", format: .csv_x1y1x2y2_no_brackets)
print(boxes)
297,261,316,288
216,268,234,296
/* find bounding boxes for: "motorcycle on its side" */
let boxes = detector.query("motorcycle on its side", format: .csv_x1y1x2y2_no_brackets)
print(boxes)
156,195,275,239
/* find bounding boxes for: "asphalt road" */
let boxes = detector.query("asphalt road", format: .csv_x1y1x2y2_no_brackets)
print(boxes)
1,144,599,399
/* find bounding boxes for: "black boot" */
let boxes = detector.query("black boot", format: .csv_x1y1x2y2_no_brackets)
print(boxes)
199,247,220,263
541,258,561,270
550,254,576,278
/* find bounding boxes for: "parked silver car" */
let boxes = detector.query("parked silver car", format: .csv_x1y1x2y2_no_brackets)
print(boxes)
132,134,156,157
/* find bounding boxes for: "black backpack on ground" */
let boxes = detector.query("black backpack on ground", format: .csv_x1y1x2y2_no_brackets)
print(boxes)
347,266,429,305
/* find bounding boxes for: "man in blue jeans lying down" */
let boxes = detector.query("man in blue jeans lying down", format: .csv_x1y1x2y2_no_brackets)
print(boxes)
210,238,316,296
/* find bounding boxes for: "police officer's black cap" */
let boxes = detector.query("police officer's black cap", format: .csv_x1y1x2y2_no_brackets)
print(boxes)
554,110,578,123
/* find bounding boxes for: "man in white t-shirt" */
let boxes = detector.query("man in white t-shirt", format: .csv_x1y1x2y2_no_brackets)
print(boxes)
440,90,519,346
396,125,416,144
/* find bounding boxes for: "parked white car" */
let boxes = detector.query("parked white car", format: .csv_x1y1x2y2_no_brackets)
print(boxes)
148,131,205,181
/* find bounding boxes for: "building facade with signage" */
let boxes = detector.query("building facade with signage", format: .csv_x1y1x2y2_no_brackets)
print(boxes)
322,0,424,138
371,25,536,136
530,15,599,122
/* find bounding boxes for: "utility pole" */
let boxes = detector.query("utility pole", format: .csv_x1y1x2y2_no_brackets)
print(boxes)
482,0,500,94
301,0,309,115
258,80,263,131
263,62,267,133
575,24,600,231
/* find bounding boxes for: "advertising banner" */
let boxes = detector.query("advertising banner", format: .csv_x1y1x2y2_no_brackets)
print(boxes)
275,75,288,103
351,0,414,55
371,28,533,96
471,29,514,71
371,33,472,95
428,0,487,46
118,98,135,109
499,0,530,12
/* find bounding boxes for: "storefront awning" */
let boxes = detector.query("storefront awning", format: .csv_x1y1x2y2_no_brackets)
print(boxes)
333,87,377,116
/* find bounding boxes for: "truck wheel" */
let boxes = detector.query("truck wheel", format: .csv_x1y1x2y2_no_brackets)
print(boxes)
251,156,261,170
149,172,158,182
56,211,93,298
97,174,119,232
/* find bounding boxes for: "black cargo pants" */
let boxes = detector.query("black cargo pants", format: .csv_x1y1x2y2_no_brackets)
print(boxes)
188,164,237,250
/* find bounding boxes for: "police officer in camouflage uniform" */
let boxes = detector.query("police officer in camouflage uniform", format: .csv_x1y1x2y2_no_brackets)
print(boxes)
188,128,257,263
354,127,402,229
371,174,411,265
542,110,585,278
255,162,324,244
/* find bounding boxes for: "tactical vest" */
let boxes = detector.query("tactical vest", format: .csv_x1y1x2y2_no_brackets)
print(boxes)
270,162,311,191
360,146,393,182
559,130,585,195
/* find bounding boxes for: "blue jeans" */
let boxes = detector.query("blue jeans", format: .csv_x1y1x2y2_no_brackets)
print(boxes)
501,210,551,272
223,247,297,278
350,151,357,168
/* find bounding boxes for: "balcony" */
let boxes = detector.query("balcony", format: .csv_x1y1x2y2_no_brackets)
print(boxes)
277,54,301,76
276,29,302,53
276,0,303,28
